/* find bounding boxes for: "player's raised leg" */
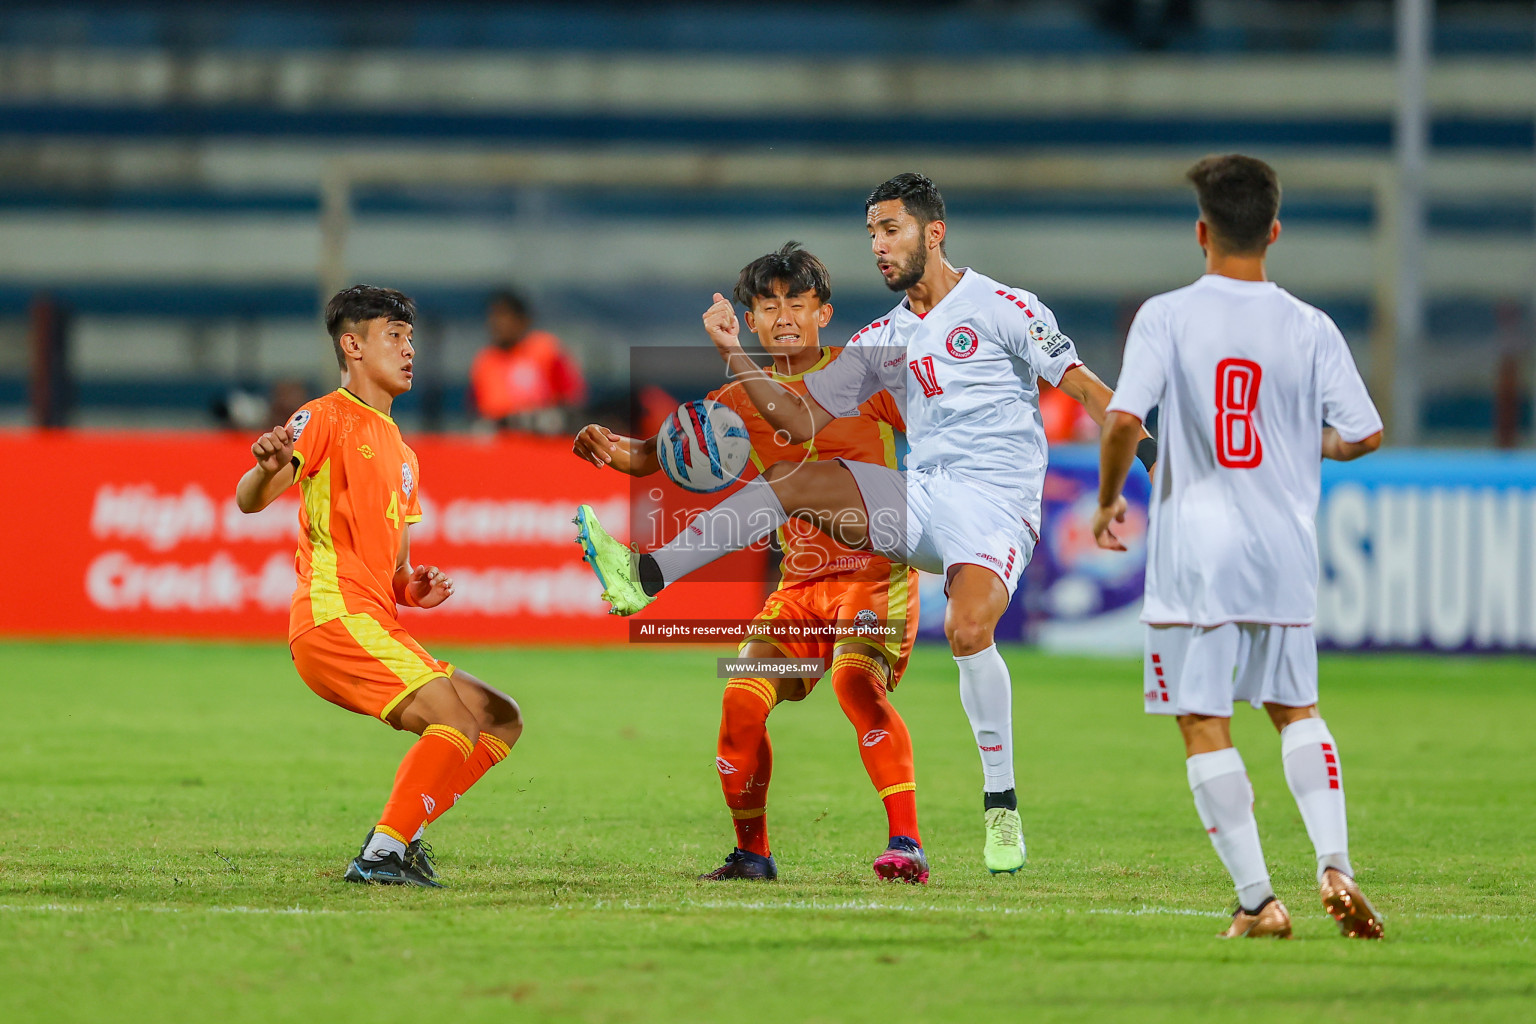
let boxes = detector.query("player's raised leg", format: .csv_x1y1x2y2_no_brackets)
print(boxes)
577,460,870,616
945,564,1025,874
702,640,796,881
830,644,927,883
1269,702,1383,939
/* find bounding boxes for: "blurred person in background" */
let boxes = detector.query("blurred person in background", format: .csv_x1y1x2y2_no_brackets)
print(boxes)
469,288,586,433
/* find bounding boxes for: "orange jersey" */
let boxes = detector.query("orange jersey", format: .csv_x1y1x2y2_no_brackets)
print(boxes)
709,347,904,586
284,388,423,641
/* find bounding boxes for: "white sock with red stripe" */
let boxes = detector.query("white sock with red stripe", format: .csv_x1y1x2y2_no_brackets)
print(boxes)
1280,717,1354,883
649,477,787,586
955,645,1015,793
1187,747,1275,911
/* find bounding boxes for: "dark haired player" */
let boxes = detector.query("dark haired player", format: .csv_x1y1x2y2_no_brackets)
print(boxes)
579,175,1149,874
1095,155,1384,938
574,244,929,882
236,285,524,888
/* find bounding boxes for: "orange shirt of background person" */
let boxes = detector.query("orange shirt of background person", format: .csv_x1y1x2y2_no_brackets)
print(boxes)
470,289,586,421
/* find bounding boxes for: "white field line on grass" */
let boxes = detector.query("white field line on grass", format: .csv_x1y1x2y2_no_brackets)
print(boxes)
2,904,339,915
0,901,1511,923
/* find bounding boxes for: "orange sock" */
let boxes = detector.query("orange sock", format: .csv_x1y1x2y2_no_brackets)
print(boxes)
423,734,511,827
832,651,920,845
717,678,776,857
374,724,474,846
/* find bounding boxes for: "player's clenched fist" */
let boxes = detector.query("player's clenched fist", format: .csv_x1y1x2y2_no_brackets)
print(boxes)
1091,494,1129,552
572,423,619,467
252,424,295,474
405,564,454,608
702,292,742,354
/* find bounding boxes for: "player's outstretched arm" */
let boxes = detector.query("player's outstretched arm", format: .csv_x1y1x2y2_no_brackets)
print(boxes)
572,424,661,476
1058,365,1153,441
1056,364,1116,425
235,425,298,513
1322,426,1383,462
1092,411,1144,552
393,528,454,609
702,292,835,444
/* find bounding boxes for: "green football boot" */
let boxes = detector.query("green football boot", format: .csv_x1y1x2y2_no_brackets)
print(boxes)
982,806,1026,874
574,504,655,616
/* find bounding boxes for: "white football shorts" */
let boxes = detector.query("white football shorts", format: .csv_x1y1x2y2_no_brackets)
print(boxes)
837,459,1036,598
1143,622,1318,717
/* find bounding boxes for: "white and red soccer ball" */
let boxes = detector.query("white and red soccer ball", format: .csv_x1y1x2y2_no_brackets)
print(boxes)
657,399,752,493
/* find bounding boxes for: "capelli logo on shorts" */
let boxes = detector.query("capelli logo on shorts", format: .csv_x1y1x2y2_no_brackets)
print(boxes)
975,552,1004,568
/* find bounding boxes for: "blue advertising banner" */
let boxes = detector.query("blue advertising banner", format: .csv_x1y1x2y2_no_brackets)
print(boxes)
1315,451,1536,651
916,448,1536,653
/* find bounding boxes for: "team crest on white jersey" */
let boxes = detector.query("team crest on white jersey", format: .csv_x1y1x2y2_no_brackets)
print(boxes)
401,461,415,498
287,409,311,440
945,325,980,359
1028,319,1072,359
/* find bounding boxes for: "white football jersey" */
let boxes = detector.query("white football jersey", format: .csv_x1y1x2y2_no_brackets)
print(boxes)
1107,274,1383,626
804,268,1082,533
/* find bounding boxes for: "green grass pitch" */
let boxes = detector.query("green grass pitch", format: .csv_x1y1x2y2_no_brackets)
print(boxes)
1,640,1532,1023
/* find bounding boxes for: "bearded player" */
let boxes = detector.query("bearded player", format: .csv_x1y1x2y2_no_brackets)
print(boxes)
573,244,927,883
1095,155,1384,939
236,285,524,888
576,174,1152,873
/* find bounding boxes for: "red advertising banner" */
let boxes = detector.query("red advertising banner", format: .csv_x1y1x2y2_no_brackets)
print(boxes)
0,430,768,642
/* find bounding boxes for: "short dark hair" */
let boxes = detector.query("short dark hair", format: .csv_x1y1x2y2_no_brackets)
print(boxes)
1186,154,1281,255
866,172,947,251
324,285,416,370
732,241,832,308
488,288,530,319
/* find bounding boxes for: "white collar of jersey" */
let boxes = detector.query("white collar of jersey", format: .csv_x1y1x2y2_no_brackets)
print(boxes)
1198,273,1278,291
894,267,974,322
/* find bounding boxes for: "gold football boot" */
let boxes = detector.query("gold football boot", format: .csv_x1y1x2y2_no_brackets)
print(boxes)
1320,868,1385,939
1219,897,1293,939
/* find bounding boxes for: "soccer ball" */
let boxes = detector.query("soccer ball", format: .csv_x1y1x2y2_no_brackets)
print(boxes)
657,399,752,493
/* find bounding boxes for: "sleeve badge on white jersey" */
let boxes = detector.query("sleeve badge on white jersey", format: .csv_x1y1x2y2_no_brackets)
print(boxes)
945,325,980,359
287,408,311,440
1028,320,1072,359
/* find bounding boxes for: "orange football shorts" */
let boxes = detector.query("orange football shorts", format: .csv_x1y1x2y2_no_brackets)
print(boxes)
289,612,454,724
739,570,918,691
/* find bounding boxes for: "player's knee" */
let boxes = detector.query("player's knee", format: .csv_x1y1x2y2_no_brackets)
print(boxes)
945,619,994,657
722,680,775,722
481,694,523,747
831,656,887,705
